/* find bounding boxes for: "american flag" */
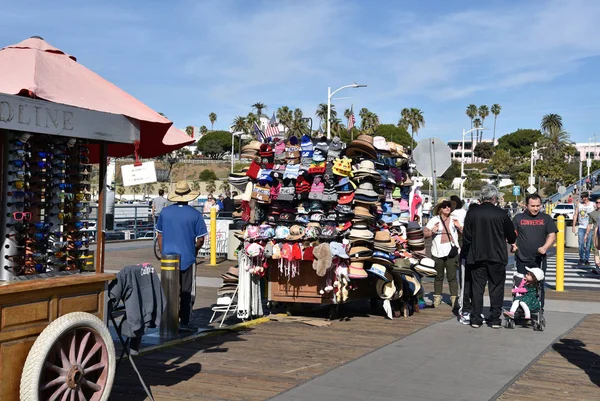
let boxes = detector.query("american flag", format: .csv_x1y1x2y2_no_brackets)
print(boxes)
264,113,279,138
253,122,266,143
347,105,355,131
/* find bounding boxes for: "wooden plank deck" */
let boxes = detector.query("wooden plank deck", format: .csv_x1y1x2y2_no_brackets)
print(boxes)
498,314,600,401
111,291,454,401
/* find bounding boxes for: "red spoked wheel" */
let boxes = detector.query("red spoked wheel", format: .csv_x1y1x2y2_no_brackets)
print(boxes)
20,312,116,401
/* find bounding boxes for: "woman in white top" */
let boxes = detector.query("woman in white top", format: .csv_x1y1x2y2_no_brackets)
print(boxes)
424,199,463,308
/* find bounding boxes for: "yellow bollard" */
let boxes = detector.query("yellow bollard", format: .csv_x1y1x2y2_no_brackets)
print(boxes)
208,207,217,266
556,215,565,291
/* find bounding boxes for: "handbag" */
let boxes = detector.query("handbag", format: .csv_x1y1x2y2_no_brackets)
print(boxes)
442,217,459,258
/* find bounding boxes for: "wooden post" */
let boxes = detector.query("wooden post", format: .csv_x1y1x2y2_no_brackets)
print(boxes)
95,144,107,274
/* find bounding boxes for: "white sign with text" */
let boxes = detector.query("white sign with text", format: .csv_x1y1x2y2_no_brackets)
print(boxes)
121,161,157,186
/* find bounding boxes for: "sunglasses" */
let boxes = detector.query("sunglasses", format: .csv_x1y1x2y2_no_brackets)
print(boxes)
6,201,31,208
9,170,31,179
10,139,31,148
34,151,52,159
8,212,32,221
9,149,30,157
53,183,73,190
8,191,34,199
9,180,27,190
79,147,90,155
33,222,54,231
72,165,91,174
9,160,28,168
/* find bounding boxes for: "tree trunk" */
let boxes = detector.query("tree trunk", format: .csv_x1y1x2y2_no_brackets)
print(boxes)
492,116,497,144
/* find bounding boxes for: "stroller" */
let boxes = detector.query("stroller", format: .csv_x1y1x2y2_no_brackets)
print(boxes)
504,271,546,331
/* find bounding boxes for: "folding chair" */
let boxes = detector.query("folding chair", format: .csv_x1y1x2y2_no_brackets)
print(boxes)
108,264,164,401
209,284,239,328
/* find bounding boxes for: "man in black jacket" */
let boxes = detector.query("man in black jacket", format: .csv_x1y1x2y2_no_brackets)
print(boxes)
463,185,517,328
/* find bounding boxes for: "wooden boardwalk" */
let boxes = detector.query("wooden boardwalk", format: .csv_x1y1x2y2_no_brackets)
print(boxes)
111,293,454,401
498,314,600,401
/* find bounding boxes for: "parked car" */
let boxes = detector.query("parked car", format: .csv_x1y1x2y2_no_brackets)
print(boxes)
551,203,575,220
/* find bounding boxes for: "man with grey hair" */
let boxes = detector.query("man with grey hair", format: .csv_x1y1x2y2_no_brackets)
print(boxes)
462,185,517,328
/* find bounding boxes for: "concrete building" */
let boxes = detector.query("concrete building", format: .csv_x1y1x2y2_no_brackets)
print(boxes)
447,138,497,161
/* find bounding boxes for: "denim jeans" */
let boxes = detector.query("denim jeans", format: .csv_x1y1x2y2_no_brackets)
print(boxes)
578,227,593,262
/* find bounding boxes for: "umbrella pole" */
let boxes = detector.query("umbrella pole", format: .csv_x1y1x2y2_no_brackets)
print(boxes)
95,143,107,273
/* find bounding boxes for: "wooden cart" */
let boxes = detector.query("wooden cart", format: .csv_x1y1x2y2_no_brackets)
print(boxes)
0,93,140,401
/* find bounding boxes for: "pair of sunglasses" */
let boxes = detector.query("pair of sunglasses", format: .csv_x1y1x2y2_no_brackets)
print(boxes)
8,191,34,199
7,212,31,221
9,149,30,157
9,181,28,190
9,170,31,179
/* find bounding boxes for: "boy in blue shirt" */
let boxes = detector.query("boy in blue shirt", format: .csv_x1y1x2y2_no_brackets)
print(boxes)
157,181,208,331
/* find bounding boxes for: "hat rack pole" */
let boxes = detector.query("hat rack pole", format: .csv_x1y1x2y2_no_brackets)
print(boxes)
95,143,107,273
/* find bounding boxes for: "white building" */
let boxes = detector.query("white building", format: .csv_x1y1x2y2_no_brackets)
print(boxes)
447,138,498,161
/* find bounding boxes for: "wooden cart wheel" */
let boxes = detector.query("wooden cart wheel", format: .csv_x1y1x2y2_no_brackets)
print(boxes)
20,312,116,401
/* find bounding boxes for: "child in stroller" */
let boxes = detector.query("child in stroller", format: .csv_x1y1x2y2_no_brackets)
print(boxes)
503,267,546,331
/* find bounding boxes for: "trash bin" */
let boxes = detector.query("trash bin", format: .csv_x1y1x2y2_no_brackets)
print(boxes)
565,220,579,248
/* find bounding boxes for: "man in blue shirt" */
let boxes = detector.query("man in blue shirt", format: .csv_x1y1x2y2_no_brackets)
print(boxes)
157,181,208,331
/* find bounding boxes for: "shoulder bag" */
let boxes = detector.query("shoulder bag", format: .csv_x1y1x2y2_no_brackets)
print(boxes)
443,217,459,258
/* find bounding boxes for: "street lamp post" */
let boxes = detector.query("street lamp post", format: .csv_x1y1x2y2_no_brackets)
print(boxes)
529,143,547,193
459,127,488,200
231,132,245,173
327,83,367,139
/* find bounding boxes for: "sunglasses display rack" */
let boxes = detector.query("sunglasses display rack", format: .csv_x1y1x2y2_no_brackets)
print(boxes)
1,131,93,279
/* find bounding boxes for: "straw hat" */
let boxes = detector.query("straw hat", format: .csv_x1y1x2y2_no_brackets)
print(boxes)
376,272,397,300
433,199,453,216
168,181,200,202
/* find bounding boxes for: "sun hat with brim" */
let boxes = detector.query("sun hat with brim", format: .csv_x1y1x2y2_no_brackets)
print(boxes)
372,251,395,265
168,181,200,202
433,199,453,216
355,182,380,198
368,263,389,281
376,272,396,300
414,259,437,276
348,246,373,260
348,262,369,279
348,228,374,240
403,274,421,296
354,205,374,218
354,160,378,175
525,266,545,281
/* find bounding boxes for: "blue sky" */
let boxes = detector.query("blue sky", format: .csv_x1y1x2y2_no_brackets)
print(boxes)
2,0,600,143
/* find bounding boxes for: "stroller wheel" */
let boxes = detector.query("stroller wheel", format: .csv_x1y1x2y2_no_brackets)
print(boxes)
533,322,541,331
507,320,515,329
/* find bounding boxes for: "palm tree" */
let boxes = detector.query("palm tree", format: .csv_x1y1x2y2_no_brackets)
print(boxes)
329,117,345,136
398,108,425,148
116,186,125,200
490,104,501,144
344,108,353,120
360,111,380,135
209,112,217,131
219,180,230,194
191,181,201,192
159,183,169,192
472,117,482,162
206,180,217,195
232,116,247,133
478,105,489,143
251,102,267,118
539,128,572,158
131,185,142,201
185,126,194,137
316,103,336,129
245,112,260,134
200,126,208,136
466,104,478,156
290,108,308,135
541,114,563,133
277,106,293,134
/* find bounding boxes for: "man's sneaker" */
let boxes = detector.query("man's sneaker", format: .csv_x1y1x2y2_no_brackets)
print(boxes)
585,260,590,266
179,323,199,332
593,266,600,275
459,312,470,325
481,314,486,324
578,259,584,266
491,324,502,329
470,323,481,328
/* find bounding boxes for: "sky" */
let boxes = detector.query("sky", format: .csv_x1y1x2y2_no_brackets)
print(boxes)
2,0,600,144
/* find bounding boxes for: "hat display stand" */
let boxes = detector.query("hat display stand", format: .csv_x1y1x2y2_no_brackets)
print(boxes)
230,133,431,319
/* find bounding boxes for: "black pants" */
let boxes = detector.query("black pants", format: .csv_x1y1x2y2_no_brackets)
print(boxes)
470,261,506,326
179,264,196,325
515,257,547,310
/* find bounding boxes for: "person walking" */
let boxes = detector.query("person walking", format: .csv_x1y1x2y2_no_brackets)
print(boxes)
572,192,595,266
152,189,169,225
584,197,600,275
512,193,557,310
421,197,432,224
424,199,462,308
157,181,208,331
462,185,517,329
